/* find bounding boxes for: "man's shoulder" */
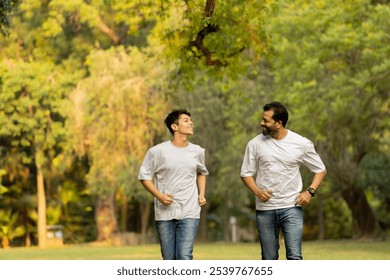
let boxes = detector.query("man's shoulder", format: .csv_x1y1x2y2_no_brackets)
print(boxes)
287,130,312,145
188,142,205,152
248,134,267,144
148,140,171,152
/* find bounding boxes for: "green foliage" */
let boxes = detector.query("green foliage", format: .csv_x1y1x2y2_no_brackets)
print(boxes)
360,153,390,194
303,184,353,240
149,0,278,86
0,60,67,151
0,209,25,247
0,0,19,35
1,0,389,245
269,0,390,147
67,45,171,201
267,0,390,237
0,169,7,196
0,55,78,245
360,152,390,232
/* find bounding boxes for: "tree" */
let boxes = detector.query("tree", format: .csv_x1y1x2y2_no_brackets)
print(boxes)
67,46,171,242
269,0,390,238
3,0,387,246
0,0,19,35
360,152,390,234
0,59,70,248
1,0,164,245
149,0,278,84
0,209,25,248
60,0,279,242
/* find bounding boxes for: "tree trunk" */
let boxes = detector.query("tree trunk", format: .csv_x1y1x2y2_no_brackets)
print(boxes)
198,206,208,242
317,195,325,240
120,194,127,232
322,144,385,240
25,232,31,247
140,202,152,244
95,192,118,242
341,186,384,239
2,237,10,249
36,149,47,249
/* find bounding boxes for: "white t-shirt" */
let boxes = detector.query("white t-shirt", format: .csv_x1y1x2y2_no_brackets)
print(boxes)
138,140,209,221
240,130,326,210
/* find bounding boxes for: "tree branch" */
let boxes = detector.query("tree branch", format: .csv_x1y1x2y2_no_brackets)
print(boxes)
189,0,226,66
189,24,225,66
204,0,216,18
96,16,120,45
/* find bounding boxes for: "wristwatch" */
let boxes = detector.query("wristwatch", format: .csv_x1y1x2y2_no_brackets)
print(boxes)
307,187,316,197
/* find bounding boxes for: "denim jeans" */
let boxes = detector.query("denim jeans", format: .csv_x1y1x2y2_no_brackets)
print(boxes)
155,218,200,260
256,206,303,260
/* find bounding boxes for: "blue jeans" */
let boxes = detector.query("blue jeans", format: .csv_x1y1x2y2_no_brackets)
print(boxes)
155,218,200,260
256,206,303,260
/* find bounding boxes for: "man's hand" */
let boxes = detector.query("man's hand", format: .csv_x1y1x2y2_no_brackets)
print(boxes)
198,195,207,206
159,192,174,206
295,191,311,206
258,189,273,202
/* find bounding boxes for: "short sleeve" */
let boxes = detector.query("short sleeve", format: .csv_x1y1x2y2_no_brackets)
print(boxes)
240,142,258,178
302,141,326,173
197,148,209,176
138,150,157,180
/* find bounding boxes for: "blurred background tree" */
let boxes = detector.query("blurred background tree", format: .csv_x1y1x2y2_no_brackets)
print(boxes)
0,0,19,35
1,0,389,248
268,0,390,238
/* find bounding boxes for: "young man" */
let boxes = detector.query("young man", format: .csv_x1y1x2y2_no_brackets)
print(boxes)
240,102,326,260
138,109,208,260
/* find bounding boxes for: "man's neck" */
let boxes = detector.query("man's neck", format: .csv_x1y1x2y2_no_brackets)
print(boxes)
272,127,288,140
171,135,189,147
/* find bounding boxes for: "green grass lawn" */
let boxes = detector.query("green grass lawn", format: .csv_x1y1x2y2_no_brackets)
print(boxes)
1,240,389,260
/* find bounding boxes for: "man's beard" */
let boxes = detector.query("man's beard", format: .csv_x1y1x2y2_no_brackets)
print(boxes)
262,126,275,136
262,128,269,136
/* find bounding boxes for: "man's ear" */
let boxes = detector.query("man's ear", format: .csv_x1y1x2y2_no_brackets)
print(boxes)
171,123,178,132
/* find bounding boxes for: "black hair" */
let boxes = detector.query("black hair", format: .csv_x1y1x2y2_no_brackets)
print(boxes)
164,109,191,135
263,101,289,127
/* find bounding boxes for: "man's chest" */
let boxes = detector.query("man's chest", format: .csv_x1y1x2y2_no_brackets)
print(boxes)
257,141,304,167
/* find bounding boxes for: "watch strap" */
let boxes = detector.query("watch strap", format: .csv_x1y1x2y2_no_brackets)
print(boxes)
307,187,316,197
